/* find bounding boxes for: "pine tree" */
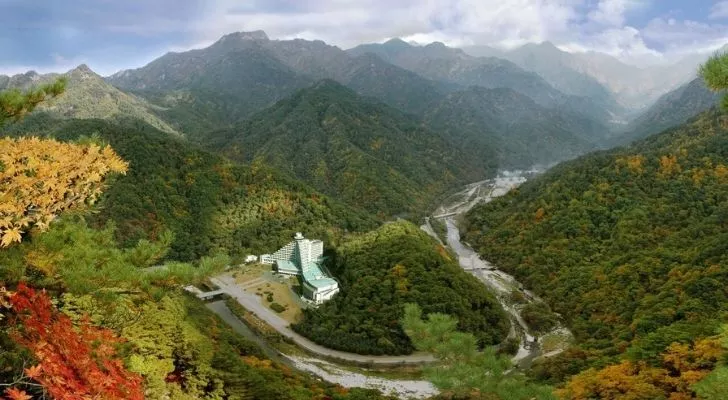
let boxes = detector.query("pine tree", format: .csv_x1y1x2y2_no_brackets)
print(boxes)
0,78,66,126
700,52,728,110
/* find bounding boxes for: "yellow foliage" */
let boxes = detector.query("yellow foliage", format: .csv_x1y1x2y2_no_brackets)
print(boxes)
715,164,728,182
242,356,273,369
534,207,546,222
658,155,681,177
691,169,707,186
0,137,128,247
626,155,646,174
557,337,723,400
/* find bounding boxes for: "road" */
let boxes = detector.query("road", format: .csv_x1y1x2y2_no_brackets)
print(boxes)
210,275,436,366
207,300,437,398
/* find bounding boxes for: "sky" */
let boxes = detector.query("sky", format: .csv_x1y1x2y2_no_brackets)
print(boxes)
1,0,727,76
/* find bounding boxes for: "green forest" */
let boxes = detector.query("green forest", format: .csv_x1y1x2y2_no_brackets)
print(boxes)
3,114,376,261
0,95,394,398
465,108,728,381
206,80,493,219
293,221,509,355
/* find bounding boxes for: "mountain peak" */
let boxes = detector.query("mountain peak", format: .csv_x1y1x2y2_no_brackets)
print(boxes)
425,41,447,49
67,64,100,80
222,30,270,42
383,38,410,48
72,64,95,74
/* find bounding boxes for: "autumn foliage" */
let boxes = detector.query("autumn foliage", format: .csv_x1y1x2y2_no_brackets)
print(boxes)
0,137,128,247
4,283,144,400
557,337,723,399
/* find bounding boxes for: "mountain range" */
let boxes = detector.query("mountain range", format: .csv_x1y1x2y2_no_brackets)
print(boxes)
3,26,728,400
206,80,485,217
464,41,713,112
2,30,720,221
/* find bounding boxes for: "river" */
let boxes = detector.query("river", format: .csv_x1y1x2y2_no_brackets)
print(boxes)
206,170,568,398
206,301,438,399
425,171,572,366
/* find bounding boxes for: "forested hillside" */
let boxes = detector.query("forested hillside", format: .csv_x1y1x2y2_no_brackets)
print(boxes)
618,77,721,144
208,80,491,218
0,137,393,400
3,115,376,261
348,39,613,127
464,108,728,381
293,221,509,355
424,86,599,167
1,66,179,135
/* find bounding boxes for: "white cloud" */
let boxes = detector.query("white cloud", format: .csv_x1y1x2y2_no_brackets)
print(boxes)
710,1,728,19
643,18,728,55
11,0,721,72
588,0,631,27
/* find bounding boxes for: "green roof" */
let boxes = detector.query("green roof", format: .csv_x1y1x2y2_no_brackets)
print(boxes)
302,262,337,289
276,260,299,274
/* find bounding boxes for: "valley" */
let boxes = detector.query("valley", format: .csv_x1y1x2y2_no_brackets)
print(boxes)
426,173,573,367
2,11,728,399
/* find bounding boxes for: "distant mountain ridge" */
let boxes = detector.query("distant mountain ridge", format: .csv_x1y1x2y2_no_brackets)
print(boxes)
1,65,179,135
348,38,616,126
616,78,721,144
102,30,621,173
107,31,452,133
465,41,706,111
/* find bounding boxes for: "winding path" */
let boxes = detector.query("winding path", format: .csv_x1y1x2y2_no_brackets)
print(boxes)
210,275,436,365
207,300,438,398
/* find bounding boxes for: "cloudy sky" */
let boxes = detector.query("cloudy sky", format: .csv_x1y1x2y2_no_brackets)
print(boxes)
1,0,727,76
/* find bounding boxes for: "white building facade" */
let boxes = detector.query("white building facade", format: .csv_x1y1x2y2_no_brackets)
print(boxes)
261,232,339,304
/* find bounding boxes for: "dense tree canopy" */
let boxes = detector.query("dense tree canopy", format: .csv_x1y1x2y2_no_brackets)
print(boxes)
293,221,508,355
465,109,728,384
4,116,376,261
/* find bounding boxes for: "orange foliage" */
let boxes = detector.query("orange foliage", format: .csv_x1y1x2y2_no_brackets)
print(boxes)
626,155,646,174
557,337,722,400
0,137,128,247
6,283,144,399
658,154,681,177
535,207,546,223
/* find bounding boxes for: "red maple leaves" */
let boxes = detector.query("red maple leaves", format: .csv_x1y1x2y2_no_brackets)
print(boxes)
4,283,144,400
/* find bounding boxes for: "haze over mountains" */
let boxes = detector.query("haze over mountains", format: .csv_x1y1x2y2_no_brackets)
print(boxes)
1,30,723,221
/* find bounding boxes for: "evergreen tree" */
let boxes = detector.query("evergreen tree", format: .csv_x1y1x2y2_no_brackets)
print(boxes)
700,52,728,110
0,78,66,126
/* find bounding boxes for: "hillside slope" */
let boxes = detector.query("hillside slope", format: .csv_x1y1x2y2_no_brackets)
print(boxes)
424,86,599,167
3,115,376,260
617,78,721,144
293,221,509,355
208,80,492,217
464,109,728,372
349,39,614,128
1,66,179,135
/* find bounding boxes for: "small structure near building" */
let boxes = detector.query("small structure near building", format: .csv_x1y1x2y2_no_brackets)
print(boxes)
244,255,258,263
183,285,225,301
261,232,339,304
